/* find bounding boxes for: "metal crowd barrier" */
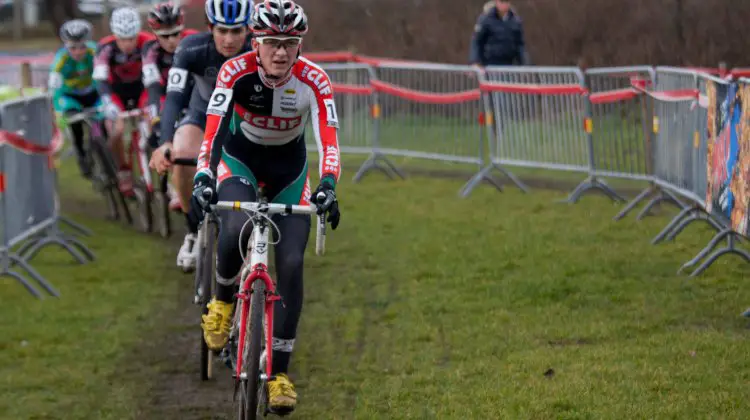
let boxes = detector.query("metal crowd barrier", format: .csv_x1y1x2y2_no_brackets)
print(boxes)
0,94,94,298
640,70,750,276
11,58,749,278
477,66,616,201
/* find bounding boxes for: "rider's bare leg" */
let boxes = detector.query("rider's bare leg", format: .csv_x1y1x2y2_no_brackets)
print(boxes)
106,117,127,168
172,123,203,271
172,124,202,211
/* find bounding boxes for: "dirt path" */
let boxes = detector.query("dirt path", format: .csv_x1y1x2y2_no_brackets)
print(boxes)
136,275,236,420
62,194,237,419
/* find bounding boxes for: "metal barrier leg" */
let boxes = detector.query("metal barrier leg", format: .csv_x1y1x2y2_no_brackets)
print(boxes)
665,211,721,242
689,233,750,277
459,165,503,198
460,162,530,197
614,184,655,221
17,225,95,264
21,237,93,264
677,228,732,274
59,216,92,236
566,176,625,204
636,189,682,220
8,254,60,297
492,163,529,193
1,252,44,298
651,206,695,245
352,153,406,183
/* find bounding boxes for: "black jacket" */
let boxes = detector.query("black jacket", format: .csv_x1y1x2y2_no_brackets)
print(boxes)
470,8,528,66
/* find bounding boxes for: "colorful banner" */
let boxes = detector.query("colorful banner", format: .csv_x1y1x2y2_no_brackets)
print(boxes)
733,84,750,236
705,80,740,223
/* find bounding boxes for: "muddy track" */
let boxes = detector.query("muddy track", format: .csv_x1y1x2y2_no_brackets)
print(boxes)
62,194,237,420
134,273,236,420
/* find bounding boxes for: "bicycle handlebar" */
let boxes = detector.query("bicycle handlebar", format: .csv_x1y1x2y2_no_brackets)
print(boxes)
164,148,197,166
118,109,144,119
65,107,101,124
210,195,327,256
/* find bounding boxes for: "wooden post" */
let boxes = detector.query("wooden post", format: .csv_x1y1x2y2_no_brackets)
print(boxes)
20,62,32,96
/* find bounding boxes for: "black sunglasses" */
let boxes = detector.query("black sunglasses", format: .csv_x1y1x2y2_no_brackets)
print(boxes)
157,32,181,39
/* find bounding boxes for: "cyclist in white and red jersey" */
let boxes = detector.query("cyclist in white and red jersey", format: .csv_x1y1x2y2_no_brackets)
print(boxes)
189,0,341,414
94,6,156,195
142,2,199,149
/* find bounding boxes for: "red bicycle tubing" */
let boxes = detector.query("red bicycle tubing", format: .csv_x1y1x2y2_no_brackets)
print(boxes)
264,295,275,378
236,268,277,380
235,287,251,380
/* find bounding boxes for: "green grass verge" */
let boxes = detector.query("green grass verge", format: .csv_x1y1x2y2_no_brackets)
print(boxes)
2,150,748,419
0,162,178,420
291,171,750,418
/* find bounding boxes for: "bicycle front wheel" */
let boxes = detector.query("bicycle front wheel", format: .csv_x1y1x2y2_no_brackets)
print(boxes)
237,278,265,420
198,221,217,381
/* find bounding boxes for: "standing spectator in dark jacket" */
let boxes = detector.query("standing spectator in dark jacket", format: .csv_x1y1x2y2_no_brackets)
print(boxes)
470,0,529,67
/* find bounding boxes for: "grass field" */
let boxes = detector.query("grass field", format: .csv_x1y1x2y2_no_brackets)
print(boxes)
0,162,181,420
2,154,750,418
288,173,750,419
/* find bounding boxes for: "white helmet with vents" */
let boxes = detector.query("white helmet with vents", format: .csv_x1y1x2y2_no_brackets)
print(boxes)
110,7,142,38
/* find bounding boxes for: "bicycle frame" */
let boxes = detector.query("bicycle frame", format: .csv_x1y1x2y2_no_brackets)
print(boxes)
66,108,105,139
210,200,325,385
66,108,133,224
119,109,154,193
235,206,277,383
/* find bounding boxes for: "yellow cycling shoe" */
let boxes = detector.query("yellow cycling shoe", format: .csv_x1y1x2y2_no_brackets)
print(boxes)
201,298,234,351
267,373,297,414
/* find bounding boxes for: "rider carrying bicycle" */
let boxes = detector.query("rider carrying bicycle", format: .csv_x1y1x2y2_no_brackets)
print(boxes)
49,19,100,178
142,2,198,152
191,1,341,413
94,6,156,196
149,0,253,272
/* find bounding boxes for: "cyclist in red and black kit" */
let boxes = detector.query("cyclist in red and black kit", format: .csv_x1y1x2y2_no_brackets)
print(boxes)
94,6,156,194
142,2,199,150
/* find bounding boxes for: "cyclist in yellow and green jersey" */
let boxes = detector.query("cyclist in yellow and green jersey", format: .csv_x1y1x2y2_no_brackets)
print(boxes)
49,19,102,177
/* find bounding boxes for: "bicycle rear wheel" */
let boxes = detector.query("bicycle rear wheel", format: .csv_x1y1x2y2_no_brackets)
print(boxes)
237,279,265,420
91,136,134,225
89,136,121,221
133,179,153,233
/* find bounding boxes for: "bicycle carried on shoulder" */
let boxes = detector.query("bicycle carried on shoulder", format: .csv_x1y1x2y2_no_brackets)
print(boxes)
204,189,327,420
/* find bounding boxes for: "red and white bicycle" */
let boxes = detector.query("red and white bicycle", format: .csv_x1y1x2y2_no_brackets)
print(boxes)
208,192,326,419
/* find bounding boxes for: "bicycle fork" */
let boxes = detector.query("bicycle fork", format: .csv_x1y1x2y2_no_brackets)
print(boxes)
234,267,279,382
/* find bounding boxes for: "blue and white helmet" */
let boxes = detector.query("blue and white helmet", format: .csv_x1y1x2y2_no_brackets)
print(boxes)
110,7,141,38
205,0,252,28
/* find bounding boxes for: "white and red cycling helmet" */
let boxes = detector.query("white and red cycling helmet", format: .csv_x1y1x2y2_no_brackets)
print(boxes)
251,0,308,37
148,2,185,34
